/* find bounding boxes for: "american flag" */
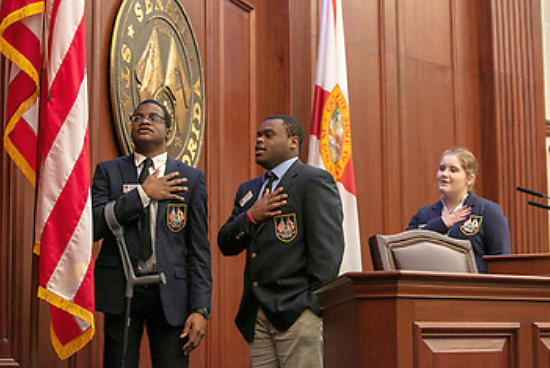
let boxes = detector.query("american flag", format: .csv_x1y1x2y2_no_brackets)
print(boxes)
0,0,44,184
0,0,94,359
309,0,362,273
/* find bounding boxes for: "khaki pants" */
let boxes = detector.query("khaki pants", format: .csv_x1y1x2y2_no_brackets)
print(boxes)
248,308,323,368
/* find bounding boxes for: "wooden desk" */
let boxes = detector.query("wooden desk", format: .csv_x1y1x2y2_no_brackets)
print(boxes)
317,271,550,368
484,253,550,276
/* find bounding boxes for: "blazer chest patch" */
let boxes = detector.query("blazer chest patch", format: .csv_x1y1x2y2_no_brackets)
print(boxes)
274,213,297,242
167,204,187,232
460,215,482,236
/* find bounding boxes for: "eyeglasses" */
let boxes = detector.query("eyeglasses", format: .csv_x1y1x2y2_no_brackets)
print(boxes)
130,113,165,124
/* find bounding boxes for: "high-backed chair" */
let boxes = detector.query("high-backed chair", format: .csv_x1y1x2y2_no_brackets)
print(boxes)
368,229,478,273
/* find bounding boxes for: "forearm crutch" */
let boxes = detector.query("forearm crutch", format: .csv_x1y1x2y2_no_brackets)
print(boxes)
104,201,166,367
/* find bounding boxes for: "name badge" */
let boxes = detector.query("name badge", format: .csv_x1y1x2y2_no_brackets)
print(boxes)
239,191,254,207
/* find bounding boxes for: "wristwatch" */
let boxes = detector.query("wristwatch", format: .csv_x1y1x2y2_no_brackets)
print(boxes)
192,307,210,320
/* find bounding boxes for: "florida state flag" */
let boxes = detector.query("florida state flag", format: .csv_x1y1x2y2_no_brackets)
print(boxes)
309,0,362,273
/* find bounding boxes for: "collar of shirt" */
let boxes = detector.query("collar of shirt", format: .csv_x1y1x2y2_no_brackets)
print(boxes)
268,156,299,185
440,193,469,215
258,157,298,199
134,152,168,209
134,152,168,177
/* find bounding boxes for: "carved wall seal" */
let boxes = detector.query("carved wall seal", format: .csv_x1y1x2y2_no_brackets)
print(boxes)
110,0,205,166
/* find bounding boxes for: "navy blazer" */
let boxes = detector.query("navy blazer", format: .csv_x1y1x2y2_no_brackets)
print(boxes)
218,160,344,342
407,192,511,273
92,155,211,326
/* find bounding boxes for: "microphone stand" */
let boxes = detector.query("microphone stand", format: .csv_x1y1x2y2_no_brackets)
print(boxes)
104,201,166,368
516,186,550,211
527,201,550,211
516,186,550,199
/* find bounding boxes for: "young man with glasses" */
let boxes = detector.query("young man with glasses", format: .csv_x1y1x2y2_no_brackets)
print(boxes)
92,99,211,367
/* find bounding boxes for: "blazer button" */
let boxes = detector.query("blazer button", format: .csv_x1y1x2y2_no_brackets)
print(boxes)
236,231,244,240
251,252,257,258
252,281,258,287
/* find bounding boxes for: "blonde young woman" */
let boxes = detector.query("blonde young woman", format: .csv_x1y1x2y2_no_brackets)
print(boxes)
407,147,511,273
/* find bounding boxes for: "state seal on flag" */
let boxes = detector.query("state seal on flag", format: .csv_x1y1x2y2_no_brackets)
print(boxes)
319,84,352,181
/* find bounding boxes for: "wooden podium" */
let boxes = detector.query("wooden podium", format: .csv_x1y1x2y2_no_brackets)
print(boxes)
484,253,550,276
316,271,550,368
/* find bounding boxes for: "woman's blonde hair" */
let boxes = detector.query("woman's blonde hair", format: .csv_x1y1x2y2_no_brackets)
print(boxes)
441,147,478,189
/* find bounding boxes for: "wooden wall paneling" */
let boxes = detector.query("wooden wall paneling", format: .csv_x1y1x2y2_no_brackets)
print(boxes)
255,0,288,121
526,0,548,252
0,58,38,368
0,90,34,368
91,0,124,168
289,0,315,136
179,2,210,366
477,0,548,254
380,0,404,238
210,0,257,367
452,0,483,158
340,0,383,268
204,0,219,365
398,0,456,229
11,177,35,368
204,1,222,366
0,60,17,368
87,0,110,361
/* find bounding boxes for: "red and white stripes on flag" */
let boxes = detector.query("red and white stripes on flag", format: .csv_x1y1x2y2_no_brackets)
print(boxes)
0,0,44,184
309,0,362,273
0,0,94,359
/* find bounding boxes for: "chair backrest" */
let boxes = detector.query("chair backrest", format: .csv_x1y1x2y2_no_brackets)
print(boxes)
368,229,478,273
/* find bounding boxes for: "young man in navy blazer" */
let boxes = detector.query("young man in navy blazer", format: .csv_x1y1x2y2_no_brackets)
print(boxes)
218,115,344,368
92,99,211,368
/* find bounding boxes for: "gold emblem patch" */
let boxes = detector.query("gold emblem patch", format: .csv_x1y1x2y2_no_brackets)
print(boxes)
167,203,187,232
319,84,352,181
274,213,297,242
110,0,205,167
460,215,483,236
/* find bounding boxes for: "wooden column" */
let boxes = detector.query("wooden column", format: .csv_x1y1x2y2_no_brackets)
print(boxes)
477,0,548,253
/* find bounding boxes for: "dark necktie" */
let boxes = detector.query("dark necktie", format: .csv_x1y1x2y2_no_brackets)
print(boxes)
139,158,153,261
264,171,277,194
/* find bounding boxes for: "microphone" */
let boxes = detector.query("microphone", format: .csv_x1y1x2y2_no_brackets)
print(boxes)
528,200,550,211
517,186,550,199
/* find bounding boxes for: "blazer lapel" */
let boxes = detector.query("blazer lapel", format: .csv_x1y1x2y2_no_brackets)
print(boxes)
276,160,302,192
429,201,443,218
253,160,302,233
252,176,264,201
463,192,477,209
120,155,138,184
